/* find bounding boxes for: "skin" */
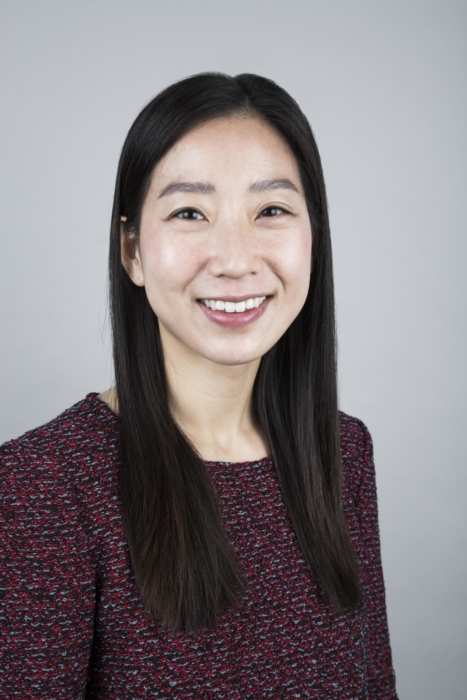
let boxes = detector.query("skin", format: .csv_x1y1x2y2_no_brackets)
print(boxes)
100,115,312,462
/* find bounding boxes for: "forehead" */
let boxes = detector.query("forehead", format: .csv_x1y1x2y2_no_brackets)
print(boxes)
150,115,303,191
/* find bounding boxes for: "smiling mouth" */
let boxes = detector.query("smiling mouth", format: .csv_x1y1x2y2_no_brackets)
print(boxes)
199,296,268,313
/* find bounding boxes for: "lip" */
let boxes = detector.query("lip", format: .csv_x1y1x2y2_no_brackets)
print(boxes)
197,296,271,328
198,294,270,303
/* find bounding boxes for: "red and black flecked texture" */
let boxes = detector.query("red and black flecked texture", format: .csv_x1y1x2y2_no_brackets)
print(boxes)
0,393,397,698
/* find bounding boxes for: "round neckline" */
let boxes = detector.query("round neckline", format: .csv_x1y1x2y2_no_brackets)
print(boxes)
86,392,273,467
203,455,273,467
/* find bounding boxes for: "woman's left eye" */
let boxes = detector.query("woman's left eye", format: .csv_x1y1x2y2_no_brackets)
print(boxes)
172,208,204,220
258,206,289,218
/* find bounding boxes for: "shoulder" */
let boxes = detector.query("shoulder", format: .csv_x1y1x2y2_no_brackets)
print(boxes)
338,410,373,461
0,393,121,511
0,396,119,672
338,410,375,505
0,392,119,464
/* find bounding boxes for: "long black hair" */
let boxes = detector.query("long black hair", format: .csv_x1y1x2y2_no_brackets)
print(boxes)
109,72,361,631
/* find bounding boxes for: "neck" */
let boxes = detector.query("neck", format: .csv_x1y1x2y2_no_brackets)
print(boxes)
161,326,270,463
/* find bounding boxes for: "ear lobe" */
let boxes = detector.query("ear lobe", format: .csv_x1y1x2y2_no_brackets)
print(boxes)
120,221,145,287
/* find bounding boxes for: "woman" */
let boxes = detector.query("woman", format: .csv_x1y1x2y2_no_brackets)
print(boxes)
1,73,398,698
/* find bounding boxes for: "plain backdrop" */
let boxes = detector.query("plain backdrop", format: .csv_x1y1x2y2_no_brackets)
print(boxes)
1,1,466,697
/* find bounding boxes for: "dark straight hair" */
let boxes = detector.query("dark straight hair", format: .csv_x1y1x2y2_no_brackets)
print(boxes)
109,72,361,631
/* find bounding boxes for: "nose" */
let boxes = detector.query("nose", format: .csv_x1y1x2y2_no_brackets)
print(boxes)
206,215,262,279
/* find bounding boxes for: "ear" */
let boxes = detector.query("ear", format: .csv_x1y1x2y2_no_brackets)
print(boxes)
120,217,145,287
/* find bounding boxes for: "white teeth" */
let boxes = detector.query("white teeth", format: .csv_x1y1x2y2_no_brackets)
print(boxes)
202,296,267,312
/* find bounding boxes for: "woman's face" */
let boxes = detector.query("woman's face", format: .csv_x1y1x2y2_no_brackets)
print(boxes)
122,115,312,367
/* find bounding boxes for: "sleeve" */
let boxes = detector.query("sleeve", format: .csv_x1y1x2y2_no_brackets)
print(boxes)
354,421,398,700
0,441,96,698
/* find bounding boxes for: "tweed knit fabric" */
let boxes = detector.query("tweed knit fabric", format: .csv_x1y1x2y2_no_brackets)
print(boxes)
0,393,397,699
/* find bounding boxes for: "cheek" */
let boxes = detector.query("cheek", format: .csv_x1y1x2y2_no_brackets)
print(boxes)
297,225,313,271
139,231,200,298
276,225,312,299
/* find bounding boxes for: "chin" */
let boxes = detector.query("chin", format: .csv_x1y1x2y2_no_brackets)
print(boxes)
198,343,267,367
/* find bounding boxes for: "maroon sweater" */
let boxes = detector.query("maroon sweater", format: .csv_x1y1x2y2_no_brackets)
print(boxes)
0,393,397,698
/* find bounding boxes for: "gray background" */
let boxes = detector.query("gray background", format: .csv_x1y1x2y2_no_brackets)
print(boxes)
1,0,466,697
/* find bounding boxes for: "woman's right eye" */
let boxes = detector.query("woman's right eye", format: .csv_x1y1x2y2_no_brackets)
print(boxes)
172,208,204,220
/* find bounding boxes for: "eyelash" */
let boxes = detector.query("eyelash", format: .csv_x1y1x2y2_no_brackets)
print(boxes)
258,206,289,218
172,208,204,220
171,206,290,220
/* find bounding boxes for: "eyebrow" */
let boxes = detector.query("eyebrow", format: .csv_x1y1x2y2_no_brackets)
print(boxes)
249,178,300,194
158,181,215,198
158,178,300,198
